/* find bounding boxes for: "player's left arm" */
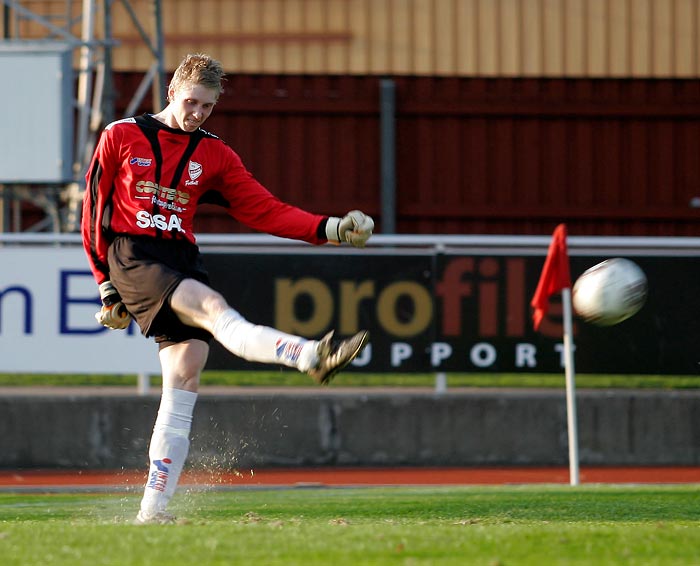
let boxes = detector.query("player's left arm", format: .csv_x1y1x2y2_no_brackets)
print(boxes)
214,148,374,247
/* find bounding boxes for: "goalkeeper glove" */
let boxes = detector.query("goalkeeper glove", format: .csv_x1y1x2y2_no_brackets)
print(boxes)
326,210,374,248
95,281,131,330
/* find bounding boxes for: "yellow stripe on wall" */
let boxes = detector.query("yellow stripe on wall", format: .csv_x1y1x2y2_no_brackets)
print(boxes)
6,0,700,77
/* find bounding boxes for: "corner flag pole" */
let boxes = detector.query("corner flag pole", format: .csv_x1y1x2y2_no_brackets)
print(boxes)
531,224,579,486
561,287,579,486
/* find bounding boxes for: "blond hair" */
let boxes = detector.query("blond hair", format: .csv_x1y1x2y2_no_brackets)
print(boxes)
168,53,225,100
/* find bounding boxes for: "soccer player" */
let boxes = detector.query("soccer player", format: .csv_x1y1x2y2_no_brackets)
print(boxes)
81,53,373,524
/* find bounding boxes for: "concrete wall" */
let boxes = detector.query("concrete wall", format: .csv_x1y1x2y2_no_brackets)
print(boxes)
1,389,698,469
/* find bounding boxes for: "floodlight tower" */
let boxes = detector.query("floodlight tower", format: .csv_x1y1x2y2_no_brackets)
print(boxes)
0,0,165,233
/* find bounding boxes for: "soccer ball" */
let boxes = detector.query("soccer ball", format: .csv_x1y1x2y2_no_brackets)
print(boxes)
572,258,648,326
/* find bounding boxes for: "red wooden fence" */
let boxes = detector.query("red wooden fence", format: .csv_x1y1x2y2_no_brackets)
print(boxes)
112,73,700,237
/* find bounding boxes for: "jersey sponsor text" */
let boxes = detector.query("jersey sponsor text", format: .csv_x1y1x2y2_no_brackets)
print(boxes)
135,211,186,233
135,180,190,205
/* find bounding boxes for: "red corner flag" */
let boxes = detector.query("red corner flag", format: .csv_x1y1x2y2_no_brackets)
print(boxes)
531,224,572,331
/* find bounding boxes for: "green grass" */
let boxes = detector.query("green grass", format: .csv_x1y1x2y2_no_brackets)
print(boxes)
1,486,699,565
0,371,699,389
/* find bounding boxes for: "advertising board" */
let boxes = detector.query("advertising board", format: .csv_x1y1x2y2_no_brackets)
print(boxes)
1,237,693,375
204,250,700,375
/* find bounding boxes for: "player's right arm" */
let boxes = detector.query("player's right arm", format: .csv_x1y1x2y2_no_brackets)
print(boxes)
81,124,133,330
81,125,122,285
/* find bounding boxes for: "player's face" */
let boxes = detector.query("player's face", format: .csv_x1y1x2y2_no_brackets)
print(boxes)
169,84,218,132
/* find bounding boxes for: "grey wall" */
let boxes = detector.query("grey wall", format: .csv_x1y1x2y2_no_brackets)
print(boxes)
1,390,697,469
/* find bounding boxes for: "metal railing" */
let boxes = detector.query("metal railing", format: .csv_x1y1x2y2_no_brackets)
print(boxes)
2,232,700,256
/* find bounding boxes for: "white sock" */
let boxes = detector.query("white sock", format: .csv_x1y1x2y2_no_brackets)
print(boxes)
139,387,197,515
212,308,319,371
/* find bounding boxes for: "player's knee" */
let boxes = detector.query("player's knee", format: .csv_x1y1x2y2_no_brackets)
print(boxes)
177,372,200,391
164,364,202,391
201,290,230,320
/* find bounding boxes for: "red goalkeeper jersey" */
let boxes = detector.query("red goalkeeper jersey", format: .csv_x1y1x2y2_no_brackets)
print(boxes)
82,114,326,283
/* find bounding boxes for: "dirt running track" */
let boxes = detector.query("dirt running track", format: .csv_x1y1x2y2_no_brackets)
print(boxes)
1,467,699,492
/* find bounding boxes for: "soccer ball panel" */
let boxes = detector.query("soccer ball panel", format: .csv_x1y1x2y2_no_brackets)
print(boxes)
572,258,648,326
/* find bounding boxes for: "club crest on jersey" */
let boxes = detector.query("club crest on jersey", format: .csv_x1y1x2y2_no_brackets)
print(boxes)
185,160,202,186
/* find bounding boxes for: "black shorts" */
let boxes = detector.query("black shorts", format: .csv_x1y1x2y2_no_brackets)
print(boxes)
107,235,213,348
